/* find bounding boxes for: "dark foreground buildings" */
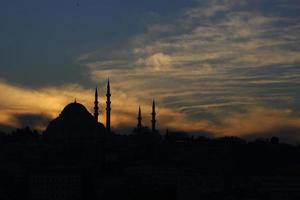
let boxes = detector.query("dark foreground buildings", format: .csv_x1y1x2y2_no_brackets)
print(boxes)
1,80,300,200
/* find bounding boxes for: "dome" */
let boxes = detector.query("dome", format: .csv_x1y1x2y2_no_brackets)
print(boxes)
60,102,93,120
44,102,106,142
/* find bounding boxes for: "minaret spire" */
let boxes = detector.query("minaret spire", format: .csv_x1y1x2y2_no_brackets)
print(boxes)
94,86,99,122
151,100,156,133
106,78,111,133
137,106,142,133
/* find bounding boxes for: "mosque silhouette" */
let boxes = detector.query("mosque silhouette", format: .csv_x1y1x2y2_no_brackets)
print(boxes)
44,79,158,143
1,80,300,200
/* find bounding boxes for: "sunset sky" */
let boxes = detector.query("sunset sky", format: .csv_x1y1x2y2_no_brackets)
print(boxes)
1,0,300,142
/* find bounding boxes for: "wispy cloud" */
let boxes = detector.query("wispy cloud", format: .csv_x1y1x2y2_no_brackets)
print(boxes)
73,0,300,140
1,0,300,142
1,80,300,143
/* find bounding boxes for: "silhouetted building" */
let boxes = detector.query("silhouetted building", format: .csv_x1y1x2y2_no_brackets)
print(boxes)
2,79,300,200
43,102,106,143
137,106,142,133
94,87,99,122
254,176,300,200
29,168,82,200
106,79,111,133
151,100,156,133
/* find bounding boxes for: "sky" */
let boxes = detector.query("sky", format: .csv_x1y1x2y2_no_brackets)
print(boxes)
1,0,300,142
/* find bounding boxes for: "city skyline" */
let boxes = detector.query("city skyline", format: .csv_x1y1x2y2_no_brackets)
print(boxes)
1,0,300,142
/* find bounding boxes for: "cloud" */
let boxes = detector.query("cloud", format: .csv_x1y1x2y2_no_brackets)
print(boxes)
0,123,15,133
137,53,172,71
1,0,300,142
1,80,300,143
212,107,300,136
13,113,52,131
75,0,300,141
0,81,86,130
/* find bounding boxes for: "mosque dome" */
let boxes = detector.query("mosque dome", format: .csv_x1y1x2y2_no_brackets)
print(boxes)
44,102,106,142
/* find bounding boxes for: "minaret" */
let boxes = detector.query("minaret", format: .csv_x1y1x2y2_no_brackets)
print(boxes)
151,100,156,133
137,106,142,133
106,79,111,133
94,87,99,122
